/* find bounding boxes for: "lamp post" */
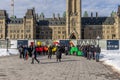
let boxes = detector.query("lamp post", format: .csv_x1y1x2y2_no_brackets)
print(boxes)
96,36,100,46
6,37,9,52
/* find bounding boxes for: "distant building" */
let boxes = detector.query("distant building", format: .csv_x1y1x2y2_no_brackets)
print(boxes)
0,0,120,40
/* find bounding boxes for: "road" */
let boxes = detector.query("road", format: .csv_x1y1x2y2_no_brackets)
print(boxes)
0,55,120,80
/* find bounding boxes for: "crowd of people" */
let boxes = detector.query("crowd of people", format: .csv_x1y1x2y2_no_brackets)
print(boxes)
78,45,101,62
18,43,101,64
18,44,64,64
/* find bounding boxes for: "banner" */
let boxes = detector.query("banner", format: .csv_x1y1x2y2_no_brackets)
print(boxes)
17,40,28,48
59,40,70,46
10,40,17,48
107,40,119,50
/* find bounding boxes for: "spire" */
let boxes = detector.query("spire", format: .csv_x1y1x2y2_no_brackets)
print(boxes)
117,5,120,16
11,0,14,17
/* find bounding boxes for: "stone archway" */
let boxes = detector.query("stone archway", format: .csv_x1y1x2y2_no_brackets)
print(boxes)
70,33,76,39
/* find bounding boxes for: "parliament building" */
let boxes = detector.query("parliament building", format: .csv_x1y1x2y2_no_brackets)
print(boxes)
0,0,120,40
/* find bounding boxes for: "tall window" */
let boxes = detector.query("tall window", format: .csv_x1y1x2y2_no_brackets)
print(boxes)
71,18,76,26
21,35,23,39
1,34,3,38
17,34,19,38
29,34,31,38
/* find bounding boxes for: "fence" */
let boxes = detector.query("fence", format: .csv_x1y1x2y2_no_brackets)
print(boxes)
0,40,10,48
0,39,119,50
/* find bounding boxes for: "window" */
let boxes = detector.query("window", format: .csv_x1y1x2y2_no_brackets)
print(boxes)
1,34,3,38
10,35,12,38
14,35,15,39
41,31,44,34
58,36,60,39
21,35,23,38
24,34,27,38
71,18,76,26
46,32,48,34
63,36,64,39
29,34,31,38
21,30,23,33
62,31,66,34
50,31,52,34
17,30,19,33
58,31,61,34
17,34,19,38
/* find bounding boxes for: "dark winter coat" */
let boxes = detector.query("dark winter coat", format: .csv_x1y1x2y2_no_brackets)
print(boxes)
56,47,62,59
96,46,101,53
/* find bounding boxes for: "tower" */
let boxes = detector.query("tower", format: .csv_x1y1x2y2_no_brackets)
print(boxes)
66,0,81,39
11,0,14,17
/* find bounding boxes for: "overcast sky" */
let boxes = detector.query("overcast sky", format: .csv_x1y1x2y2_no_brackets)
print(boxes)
0,0,120,18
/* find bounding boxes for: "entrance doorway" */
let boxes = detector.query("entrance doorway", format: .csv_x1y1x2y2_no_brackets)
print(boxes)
70,33,76,39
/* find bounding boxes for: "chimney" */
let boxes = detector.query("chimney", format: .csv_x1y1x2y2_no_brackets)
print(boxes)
53,13,55,19
96,12,98,18
91,12,93,18
57,13,60,20
32,7,35,15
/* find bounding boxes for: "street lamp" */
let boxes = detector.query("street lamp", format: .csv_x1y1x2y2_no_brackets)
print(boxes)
96,36,100,46
6,37,9,52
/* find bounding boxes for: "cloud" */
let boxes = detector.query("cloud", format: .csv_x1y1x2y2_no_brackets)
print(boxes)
0,0,120,18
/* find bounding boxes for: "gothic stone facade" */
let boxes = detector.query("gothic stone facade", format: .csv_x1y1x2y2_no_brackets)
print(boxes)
0,0,120,40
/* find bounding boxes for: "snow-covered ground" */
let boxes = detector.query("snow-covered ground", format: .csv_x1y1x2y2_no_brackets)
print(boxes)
100,49,120,72
0,48,120,73
0,48,19,56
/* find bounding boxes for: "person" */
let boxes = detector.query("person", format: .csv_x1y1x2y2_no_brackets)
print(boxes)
48,45,53,59
95,45,101,62
43,45,48,55
56,46,62,62
23,45,29,60
18,45,23,58
31,46,40,64
65,46,68,55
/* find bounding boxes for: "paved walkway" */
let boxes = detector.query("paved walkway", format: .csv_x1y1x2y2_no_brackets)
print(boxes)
0,55,120,80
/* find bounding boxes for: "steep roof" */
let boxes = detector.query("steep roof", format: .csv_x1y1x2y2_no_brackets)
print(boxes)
37,18,66,26
82,17,115,25
7,18,23,24
37,17,115,26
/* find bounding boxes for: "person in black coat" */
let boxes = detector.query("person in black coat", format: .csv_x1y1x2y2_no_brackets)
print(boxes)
48,45,53,59
95,45,101,62
56,46,62,62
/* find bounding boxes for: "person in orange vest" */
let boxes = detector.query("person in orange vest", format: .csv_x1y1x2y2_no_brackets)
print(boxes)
43,45,48,55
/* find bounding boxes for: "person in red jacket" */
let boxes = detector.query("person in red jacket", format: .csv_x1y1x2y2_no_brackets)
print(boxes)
38,46,43,55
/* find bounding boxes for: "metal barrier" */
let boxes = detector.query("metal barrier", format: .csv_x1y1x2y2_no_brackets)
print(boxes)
0,40,10,48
